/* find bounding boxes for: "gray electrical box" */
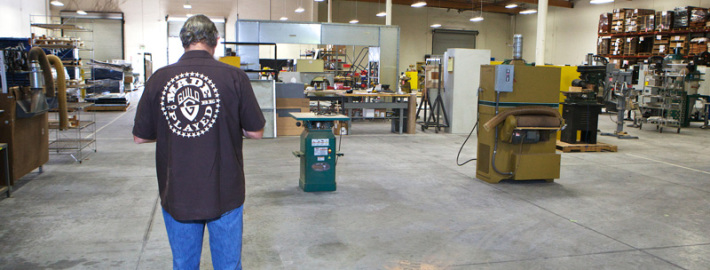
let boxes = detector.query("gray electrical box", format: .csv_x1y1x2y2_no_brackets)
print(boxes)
494,65,514,92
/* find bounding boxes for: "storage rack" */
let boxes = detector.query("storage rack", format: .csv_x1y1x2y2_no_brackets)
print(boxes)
30,15,94,82
48,102,97,162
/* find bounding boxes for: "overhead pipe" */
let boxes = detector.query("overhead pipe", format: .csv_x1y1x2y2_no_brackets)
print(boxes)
47,55,69,130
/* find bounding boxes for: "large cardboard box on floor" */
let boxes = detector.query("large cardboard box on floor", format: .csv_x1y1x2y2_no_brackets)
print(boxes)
276,98,310,136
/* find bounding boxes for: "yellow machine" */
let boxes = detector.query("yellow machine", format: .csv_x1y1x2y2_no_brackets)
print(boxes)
476,35,564,184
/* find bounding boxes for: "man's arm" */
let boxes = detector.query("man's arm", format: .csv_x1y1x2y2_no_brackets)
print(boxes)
243,128,264,139
134,135,156,144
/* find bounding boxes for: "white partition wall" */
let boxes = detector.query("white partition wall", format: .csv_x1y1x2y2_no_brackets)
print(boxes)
442,48,491,134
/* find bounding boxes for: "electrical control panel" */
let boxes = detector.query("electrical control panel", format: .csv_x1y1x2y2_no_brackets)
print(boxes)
495,65,514,92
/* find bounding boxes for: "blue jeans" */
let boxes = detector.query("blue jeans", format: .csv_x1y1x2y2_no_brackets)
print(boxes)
162,206,243,270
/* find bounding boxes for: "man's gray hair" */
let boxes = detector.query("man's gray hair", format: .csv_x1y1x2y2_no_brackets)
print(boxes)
180,15,219,48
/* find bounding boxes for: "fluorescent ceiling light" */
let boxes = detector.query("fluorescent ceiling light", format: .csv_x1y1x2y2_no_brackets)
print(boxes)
430,23,442,28
470,16,484,22
295,7,305,13
376,11,387,17
280,16,288,21
349,19,359,24
505,3,518,8
50,1,64,7
183,4,192,9
590,0,614,4
519,9,537,14
314,0,325,2
76,10,87,15
411,1,427,8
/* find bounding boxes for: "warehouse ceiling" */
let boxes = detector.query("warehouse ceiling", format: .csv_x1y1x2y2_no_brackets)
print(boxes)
349,0,574,14
159,0,574,18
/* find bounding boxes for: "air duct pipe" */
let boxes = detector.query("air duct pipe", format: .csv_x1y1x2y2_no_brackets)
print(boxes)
513,34,523,60
47,55,69,130
28,47,54,98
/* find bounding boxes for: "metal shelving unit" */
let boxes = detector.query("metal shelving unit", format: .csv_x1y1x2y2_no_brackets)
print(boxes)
30,15,94,82
48,102,97,163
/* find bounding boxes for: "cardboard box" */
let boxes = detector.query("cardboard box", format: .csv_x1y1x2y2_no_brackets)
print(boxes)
599,13,612,34
656,11,674,31
276,107,309,136
276,98,309,108
296,59,324,72
333,120,348,135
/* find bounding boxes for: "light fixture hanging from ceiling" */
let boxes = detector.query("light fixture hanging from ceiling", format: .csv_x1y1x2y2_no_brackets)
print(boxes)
314,0,325,2
430,23,442,28
519,8,537,14
411,1,427,8
50,0,64,7
350,0,359,23
76,10,87,15
470,0,484,22
295,0,305,13
183,0,192,9
590,0,614,4
376,0,386,17
505,3,518,8
280,0,288,21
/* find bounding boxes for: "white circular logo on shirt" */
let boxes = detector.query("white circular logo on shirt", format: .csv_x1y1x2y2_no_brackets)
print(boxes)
161,72,220,138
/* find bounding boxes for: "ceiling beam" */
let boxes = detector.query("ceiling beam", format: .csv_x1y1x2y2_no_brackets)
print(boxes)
348,0,524,14
347,0,573,13
512,0,573,8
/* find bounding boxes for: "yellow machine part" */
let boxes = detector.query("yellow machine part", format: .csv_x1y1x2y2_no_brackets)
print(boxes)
405,71,418,90
219,56,241,68
476,63,562,184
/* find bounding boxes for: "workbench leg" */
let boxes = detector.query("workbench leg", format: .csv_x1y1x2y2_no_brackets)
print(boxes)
2,144,10,198
399,108,403,134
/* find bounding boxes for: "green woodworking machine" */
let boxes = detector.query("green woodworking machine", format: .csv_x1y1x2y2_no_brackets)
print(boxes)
290,112,349,192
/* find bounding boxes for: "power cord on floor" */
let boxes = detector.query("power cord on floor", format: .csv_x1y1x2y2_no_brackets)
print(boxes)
456,120,478,166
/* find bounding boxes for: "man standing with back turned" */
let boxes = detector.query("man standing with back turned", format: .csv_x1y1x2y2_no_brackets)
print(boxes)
133,15,265,269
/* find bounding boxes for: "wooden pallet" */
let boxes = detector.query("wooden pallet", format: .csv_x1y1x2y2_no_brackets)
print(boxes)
85,104,129,112
556,141,618,153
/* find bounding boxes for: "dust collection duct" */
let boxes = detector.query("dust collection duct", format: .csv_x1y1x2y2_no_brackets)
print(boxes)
475,35,565,183
47,55,69,130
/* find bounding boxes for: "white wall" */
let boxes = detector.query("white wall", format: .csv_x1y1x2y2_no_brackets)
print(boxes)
0,0,47,37
323,1,513,73
516,0,710,66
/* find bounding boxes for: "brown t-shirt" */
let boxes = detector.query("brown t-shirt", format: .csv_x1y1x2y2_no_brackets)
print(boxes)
133,50,265,221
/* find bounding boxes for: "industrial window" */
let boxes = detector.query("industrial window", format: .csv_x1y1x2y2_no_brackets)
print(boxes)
432,29,479,55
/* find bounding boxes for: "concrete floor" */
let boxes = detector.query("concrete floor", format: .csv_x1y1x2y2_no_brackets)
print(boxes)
1,90,710,269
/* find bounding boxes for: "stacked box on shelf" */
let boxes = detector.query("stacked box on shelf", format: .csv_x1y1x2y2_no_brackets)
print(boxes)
669,35,688,55
597,37,611,55
638,14,656,32
689,37,708,55
653,34,670,55
656,11,674,31
611,20,624,33
625,9,655,33
690,8,708,29
611,8,632,33
674,7,705,29
623,37,639,55
599,13,612,34
611,38,624,56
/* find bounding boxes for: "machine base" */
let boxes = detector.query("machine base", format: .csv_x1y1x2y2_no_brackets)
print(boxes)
299,178,336,192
